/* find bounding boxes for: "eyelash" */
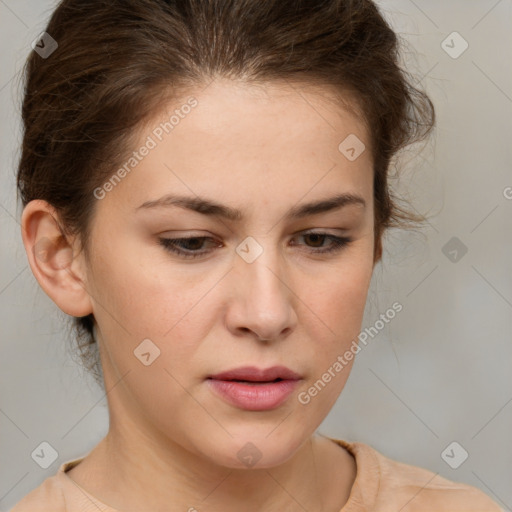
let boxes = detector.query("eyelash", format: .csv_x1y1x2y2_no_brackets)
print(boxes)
158,232,352,260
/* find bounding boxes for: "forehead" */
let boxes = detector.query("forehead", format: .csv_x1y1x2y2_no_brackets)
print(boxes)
136,77,370,159
98,77,373,217
178,77,367,141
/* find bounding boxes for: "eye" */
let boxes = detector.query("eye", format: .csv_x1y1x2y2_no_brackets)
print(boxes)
292,232,352,254
158,232,352,260
158,236,221,259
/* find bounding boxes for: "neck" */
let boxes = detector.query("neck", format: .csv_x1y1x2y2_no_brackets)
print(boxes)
68,418,355,512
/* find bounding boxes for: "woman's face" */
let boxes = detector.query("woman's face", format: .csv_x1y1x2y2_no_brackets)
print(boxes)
82,78,376,468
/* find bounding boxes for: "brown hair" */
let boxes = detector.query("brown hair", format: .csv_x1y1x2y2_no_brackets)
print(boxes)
17,0,435,386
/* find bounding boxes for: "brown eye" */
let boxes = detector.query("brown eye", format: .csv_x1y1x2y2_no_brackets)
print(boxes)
293,232,352,254
158,237,221,259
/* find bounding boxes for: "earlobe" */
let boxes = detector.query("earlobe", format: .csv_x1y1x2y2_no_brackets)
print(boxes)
20,199,94,318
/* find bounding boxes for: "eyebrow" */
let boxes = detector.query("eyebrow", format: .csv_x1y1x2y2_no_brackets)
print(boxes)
135,192,366,221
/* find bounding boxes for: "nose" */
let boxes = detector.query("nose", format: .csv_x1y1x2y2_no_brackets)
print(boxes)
225,240,297,342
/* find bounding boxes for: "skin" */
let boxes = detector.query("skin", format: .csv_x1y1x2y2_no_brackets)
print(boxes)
21,78,379,512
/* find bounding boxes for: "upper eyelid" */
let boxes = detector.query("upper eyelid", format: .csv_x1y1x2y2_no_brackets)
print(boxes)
161,231,350,248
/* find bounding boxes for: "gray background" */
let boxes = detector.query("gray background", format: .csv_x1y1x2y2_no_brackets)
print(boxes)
1,0,511,510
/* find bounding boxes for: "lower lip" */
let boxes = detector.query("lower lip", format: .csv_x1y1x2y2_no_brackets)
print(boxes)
207,379,300,411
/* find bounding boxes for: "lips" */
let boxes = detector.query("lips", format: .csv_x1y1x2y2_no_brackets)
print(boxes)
207,366,302,411
208,365,301,383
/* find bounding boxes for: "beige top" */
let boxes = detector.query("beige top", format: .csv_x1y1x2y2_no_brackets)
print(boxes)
10,438,504,511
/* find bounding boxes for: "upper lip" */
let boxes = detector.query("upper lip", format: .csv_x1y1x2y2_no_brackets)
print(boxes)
208,366,301,382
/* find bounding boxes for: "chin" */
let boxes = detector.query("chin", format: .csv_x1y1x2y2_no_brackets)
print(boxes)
198,427,309,470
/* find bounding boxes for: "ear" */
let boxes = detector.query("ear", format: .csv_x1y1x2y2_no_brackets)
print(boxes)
20,199,93,318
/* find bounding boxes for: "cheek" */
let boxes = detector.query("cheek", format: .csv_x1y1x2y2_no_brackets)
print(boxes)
298,251,373,399
308,258,373,334
89,229,201,335
90,253,227,396
295,269,370,417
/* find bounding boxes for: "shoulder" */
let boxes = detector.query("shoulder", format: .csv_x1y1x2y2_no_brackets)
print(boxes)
8,474,65,512
331,438,504,512
370,444,503,511
8,457,89,512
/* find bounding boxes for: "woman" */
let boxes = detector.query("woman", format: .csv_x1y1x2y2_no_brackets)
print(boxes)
11,0,503,510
